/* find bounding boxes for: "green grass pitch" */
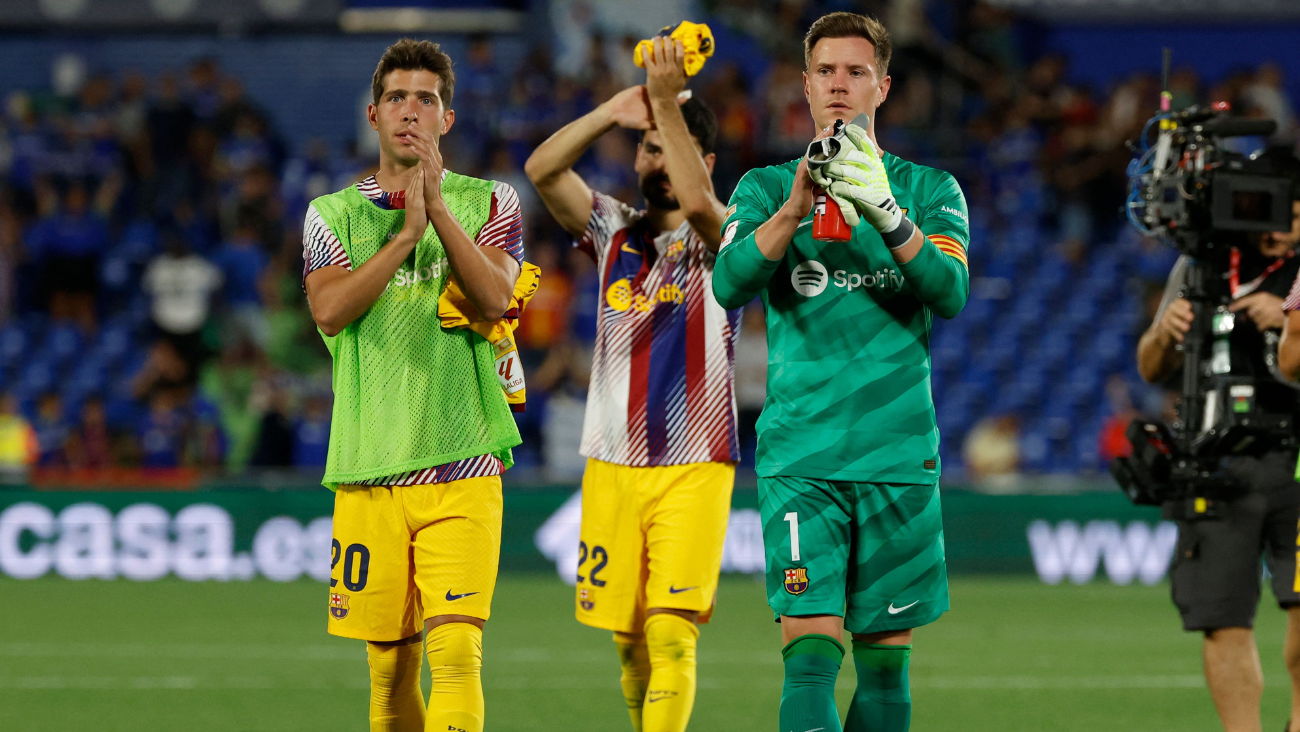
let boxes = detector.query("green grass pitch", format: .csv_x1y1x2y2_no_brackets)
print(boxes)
1,574,1295,731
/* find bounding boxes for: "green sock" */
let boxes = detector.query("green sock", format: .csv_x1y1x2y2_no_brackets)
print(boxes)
779,634,845,732
844,641,911,732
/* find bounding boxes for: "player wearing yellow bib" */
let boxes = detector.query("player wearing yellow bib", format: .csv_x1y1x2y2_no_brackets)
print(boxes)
303,40,524,732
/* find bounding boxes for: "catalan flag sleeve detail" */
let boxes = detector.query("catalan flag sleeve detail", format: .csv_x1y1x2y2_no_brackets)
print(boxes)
927,233,967,267
897,170,970,319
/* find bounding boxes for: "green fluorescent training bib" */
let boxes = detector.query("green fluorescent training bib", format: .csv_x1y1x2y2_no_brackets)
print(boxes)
310,173,520,489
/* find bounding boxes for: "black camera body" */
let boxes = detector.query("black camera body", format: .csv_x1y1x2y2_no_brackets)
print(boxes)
1133,106,1293,258
1113,104,1298,518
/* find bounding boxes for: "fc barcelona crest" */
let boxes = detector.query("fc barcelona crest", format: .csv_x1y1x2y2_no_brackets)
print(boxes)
579,588,595,611
664,238,686,262
783,568,809,595
330,592,350,620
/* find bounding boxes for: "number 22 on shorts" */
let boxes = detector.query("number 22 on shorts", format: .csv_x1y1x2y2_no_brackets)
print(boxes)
784,512,800,561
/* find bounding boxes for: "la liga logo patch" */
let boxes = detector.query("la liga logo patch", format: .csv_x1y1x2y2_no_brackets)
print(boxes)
783,568,809,595
329,592,350,620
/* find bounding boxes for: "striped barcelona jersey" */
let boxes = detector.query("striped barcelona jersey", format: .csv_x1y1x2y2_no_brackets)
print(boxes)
302,172,524,485
577,191,741,466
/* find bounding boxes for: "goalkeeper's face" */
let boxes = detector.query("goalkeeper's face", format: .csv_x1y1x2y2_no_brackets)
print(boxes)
803,36,891,132
368,69,455,166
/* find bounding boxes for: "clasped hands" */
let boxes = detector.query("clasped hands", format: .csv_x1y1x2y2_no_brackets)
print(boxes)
805,116,905,238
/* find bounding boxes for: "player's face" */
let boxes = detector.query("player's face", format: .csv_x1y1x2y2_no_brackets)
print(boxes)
1259,200,1300,258
634,129,716,212
803,36,891,132
368,68,455,165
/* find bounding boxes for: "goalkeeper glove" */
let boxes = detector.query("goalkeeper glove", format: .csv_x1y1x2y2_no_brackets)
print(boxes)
807,114,916,249
806,121,862,228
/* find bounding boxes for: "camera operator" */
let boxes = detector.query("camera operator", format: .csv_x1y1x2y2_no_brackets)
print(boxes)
1137,148,1300,732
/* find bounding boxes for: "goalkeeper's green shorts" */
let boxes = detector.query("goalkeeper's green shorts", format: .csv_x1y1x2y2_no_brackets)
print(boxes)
760,476,949,634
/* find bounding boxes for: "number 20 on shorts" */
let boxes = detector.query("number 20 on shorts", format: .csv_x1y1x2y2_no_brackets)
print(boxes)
331,539,370,592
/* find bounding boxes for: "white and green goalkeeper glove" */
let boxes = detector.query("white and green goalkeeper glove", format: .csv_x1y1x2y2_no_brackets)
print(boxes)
806,114,916,248
806,123,863,228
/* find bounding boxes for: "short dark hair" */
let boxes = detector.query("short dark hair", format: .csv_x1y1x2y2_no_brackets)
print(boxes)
644,96,717,155
803,11,892,78
372,38,455,110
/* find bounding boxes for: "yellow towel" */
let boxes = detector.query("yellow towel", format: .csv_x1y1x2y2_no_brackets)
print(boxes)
438,262,541,412
634,21,715,77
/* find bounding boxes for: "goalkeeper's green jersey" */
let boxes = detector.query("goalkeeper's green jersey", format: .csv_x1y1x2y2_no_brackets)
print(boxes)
713,152,970,483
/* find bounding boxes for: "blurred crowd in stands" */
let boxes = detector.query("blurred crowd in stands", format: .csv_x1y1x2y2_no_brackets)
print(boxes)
0,0,1297,485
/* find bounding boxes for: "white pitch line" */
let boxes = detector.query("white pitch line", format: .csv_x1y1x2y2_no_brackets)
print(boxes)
0,644,779,665
0,676,372,691
910,675,1208,690
0,643,358,660
0,673,1235,692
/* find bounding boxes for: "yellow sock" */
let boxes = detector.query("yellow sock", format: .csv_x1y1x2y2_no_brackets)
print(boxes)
614,632,651,732
367,641,426,732
424,623,484,732
642,613,699,732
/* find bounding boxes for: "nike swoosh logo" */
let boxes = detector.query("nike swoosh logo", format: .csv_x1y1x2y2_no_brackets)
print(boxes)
797,219,812,229
668,586,697,594
445,590,480,601
621,243,642,254
887,600,919,614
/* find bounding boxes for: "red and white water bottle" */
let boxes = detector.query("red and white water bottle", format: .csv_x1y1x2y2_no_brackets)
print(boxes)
813,186,852,242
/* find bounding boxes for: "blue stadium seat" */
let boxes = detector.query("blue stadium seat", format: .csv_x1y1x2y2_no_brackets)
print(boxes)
18,360,57,397
929,328,969,367
1024,331,1072,373
1033,258,1072,293
1074,422,1103,471
103,396,141,429
1091,329,1130,371
1063,293,1099,327
0,324,26,369
962,297,996,324
118,219,159,263
1019,424,1050,472
66,358,109,400
100,251,135,293
94,323,135,367
1010,296,1047,333
43,325,83,366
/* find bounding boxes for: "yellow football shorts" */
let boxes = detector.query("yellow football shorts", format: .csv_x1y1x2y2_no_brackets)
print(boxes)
327,476,502,642
576,458,735,634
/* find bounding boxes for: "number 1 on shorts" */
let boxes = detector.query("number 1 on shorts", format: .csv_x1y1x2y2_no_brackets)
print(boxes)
784,512,800,561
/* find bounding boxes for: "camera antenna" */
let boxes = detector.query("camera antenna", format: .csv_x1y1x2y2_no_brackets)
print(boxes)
1160,47,1172,113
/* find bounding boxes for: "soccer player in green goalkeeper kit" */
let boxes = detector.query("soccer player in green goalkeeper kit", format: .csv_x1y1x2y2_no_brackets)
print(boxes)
712,12,970,732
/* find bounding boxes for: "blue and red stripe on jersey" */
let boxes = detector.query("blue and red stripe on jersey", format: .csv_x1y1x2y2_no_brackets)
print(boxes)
577,192,740,467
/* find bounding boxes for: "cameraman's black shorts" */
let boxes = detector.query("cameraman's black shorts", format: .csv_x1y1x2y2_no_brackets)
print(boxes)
1170,451,1300,632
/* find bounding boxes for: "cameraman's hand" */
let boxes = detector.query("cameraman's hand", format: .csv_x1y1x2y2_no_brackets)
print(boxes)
1229,292,1285,332
1157,297,1194,344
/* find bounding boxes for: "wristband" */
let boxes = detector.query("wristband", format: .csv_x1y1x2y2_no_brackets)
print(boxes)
881,216,915,250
